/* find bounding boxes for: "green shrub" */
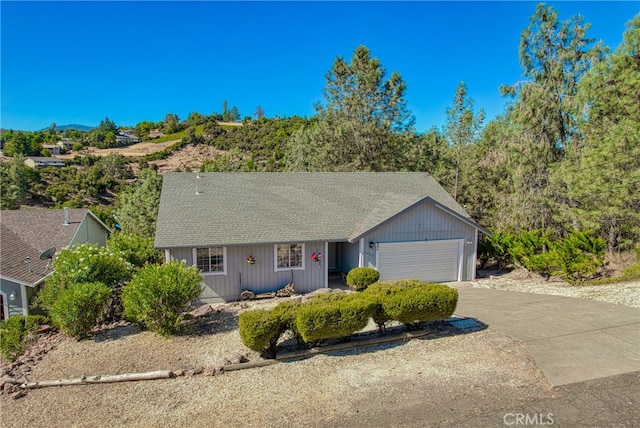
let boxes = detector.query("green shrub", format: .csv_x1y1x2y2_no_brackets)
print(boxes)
121,261,202,336
346,267,380,291
238,300,301,358
50,282,111,338
72,143,84,152
547,230,605,283
0,315,47,361
38,243,133,312
295,293,375,343
364,281,458,328
107,232,162,268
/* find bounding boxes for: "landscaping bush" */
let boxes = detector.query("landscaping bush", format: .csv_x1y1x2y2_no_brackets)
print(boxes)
107,232,163,268
239,300,301,358
364,280,458,328
38,243,133,313
295,293,375,343
121,261,202,336
547,230,605,283
49,282,112,338
346,267,380,291
0,315,47,361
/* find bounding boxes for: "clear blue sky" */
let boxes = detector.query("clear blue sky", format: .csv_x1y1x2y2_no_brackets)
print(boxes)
1,1,637,133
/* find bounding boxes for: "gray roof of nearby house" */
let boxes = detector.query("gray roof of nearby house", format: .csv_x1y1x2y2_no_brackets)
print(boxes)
155,172,486,249
0,209,109,285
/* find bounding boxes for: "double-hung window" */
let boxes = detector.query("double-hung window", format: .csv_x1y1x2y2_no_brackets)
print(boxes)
275,243,305,271
193,247,226,275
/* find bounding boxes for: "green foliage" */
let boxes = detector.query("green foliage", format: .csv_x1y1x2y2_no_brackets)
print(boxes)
346,267,380,291
38,243,133,312
238,300,300,358
107,232,162,268
72,143,84,151
50,282,111,338
482,229,606,283
116,168,162,237
295,293,375,343
0,315,47,361
364,281,458,328
121,261,202,336
287,45,414,171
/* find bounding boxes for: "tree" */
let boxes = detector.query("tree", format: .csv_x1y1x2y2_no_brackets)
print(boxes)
116,168,163,237
254,105,265,120
552,14,640,250
287,45,414,171
501,3,606,157
162,113,181,134
443,82,484,201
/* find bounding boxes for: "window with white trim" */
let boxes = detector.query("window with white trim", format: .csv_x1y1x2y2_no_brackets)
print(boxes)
275,243,305,271
193,247,226,274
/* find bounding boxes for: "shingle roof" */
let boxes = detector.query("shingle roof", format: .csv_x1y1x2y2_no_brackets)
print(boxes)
0,208,98,284
155,172,481,249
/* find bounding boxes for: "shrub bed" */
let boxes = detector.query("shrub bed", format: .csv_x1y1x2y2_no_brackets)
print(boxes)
0,315,48,361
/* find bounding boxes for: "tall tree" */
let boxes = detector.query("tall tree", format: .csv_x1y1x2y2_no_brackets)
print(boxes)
288,45,414,171
552,14,640,250
116,168,163,237
501,3,606,157
443,82,484,201
254,105,265,120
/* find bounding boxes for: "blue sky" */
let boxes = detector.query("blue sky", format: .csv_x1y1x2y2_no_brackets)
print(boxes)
1,1,637,133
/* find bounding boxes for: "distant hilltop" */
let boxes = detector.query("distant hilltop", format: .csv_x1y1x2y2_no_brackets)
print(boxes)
42,124,95,132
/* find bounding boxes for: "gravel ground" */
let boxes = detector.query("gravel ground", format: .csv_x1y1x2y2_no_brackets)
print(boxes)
1,273,638,427
474,269,640,308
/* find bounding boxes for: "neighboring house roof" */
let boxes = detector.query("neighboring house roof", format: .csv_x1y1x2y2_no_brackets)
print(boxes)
155,172,487,249
0,208,110,285
24,157,65,167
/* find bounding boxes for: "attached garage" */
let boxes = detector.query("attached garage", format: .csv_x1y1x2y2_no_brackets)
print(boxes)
376,239,464,283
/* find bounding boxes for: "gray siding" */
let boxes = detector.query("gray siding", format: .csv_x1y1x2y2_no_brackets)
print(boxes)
71,215,108,247
169,242,327,302
0,279,26,317
361,201,477,281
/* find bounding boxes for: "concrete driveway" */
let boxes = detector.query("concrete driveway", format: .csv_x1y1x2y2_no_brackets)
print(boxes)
451,284,640,386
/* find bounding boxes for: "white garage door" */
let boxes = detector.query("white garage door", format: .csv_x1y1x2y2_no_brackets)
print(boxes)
377,239,463,283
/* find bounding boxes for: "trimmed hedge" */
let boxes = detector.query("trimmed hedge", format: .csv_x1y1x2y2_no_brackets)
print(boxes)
295,293,375,343
238,281,459,356
238,300,299,358
0,315,48,361
346,267,380,291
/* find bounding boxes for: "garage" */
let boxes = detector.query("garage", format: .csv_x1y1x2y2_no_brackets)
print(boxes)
376,239,464,283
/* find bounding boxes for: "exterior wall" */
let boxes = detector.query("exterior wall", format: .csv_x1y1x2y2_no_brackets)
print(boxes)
341,242,361,272
71,215,108,247
0,279,26,317
361,201,477,281
169,241,327,302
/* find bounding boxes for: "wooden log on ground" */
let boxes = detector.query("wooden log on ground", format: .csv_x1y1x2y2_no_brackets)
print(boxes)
21,370,173,390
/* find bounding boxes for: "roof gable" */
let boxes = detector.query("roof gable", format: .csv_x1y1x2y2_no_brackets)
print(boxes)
155,172,480,248
0,208,110,284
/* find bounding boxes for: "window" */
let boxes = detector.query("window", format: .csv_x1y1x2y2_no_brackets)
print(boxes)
193,247,226,275
275,243,305,271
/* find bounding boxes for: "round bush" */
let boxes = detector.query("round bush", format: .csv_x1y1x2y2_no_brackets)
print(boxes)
50,282,112,338
121,261,202,336
346,267,380,291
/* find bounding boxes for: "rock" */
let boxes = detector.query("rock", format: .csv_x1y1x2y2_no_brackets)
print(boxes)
172,369,185,377
229,354,248,365
203,367,215,376
214,367,224,376
191,305,213,318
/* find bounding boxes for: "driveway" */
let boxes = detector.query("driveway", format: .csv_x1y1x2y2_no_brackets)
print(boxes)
451,284,640,386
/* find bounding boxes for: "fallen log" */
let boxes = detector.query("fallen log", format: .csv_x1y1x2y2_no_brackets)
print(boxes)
21,370,173,390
